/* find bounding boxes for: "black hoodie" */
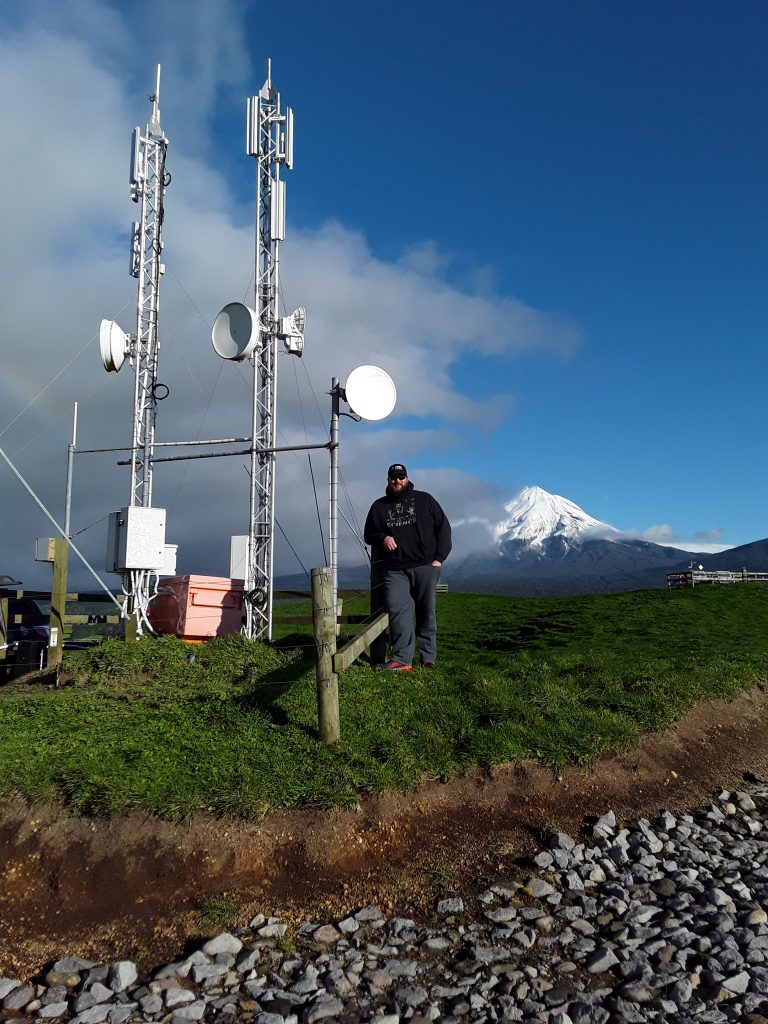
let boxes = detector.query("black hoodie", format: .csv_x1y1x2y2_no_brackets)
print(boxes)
364,481,452,570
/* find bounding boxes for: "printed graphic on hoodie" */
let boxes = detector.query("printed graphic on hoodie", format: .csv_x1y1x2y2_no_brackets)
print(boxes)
386,497,416,530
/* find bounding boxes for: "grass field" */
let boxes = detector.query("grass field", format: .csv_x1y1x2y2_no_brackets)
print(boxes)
0,585,766,820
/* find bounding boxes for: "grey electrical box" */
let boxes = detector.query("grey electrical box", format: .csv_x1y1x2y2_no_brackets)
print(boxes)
230,535,248,582
160,543,178,576
106,507,166,573
35,537,56,563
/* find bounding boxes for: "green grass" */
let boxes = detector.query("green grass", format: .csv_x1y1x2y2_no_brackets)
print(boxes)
1,585,766,820
197,893,240,931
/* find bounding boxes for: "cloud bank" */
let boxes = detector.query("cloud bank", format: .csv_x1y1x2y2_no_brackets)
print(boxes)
0,3,579,591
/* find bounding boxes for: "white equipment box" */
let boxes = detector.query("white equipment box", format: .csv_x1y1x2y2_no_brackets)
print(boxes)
107,507,166,573
230,535,249,582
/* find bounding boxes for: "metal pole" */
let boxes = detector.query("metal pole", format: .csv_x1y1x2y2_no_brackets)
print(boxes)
330,379,340,622
64,402,78,539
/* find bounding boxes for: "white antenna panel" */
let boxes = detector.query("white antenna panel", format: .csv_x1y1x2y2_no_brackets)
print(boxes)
345,365,397,421
211,302,260,361
99,319,128,373
283,107,294,169
270,178,286,240
246,96,260,156
129,127,142,197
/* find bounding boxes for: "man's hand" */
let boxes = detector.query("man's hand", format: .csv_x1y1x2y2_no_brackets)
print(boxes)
431,560,442,567
384,536,397,551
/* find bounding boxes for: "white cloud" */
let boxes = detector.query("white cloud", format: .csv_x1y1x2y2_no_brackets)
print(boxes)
624,524,731,554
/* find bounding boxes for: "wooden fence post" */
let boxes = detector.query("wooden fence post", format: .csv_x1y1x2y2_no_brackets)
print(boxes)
311,567,340,743
0,592,8,680
369,559,387,665
47,538,69,669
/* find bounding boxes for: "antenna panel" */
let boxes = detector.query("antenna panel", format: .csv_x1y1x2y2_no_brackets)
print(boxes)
211,302,260,361
270,179,286,240
246,96,260,156
345,365,397,421
283,107,294,169
129,127,142,199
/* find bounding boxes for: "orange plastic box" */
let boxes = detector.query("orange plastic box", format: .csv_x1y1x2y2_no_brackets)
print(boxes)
148,575,244,641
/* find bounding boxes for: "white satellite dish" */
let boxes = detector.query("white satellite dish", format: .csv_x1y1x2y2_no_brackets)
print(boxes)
211,302,260,361
344,365,397,421
99,319,128,373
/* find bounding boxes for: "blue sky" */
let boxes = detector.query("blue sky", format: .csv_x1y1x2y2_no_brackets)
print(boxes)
0,0,766,587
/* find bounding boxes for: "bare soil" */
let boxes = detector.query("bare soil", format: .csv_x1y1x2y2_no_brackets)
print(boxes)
2,684,768,982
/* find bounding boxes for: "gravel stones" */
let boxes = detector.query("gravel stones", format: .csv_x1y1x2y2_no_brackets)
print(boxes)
3,984,35,1011
8,775,768,1023
524,877,558,899
436,897,464,915
0,980,21,1000
311,924,341,945
200,934,242,957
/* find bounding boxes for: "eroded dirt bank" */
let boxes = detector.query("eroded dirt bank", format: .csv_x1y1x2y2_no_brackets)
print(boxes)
2,684,768,980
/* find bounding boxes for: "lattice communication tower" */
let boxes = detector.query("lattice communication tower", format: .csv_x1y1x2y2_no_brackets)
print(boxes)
244,62,296,640
128,65,169,510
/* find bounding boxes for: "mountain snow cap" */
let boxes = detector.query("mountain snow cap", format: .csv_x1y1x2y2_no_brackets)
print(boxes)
494,485,620,548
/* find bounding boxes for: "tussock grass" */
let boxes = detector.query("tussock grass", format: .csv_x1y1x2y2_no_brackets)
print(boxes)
0,585,766,819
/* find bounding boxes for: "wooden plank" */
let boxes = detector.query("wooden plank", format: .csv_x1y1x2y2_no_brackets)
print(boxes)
9,590,125,604
333,611,388,673
275,614,371,627
64,615,121,625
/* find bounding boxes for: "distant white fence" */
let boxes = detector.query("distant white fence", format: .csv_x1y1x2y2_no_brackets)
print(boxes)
666,569,768,589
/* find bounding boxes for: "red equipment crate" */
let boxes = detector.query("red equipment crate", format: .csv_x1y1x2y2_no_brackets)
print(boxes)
148,575,244,641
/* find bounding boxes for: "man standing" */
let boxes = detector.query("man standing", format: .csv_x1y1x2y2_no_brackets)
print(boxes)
364,463,452,671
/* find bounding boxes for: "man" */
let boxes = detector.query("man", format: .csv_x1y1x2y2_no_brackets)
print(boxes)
364,463,452,671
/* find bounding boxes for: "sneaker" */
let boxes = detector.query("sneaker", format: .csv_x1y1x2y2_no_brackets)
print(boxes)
385,660,412,672
422,662,435,669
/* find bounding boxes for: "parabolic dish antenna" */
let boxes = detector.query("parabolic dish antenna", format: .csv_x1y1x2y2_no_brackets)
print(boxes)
344,365,397,421
211,302,260,361
99,319,128,373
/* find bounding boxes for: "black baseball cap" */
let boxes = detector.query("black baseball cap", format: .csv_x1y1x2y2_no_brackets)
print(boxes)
388,463,407,478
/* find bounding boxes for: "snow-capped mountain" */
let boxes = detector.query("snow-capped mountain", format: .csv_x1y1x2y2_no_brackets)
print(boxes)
494,485,620,559
445,485,739,596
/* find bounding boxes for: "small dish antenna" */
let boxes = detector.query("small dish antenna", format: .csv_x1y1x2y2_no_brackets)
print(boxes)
211,302,260,361
99,319,129,373
344,365,397,421
279,305,306,357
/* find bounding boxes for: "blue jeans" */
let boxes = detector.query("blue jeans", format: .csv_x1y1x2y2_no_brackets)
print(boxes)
383,564,440,665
